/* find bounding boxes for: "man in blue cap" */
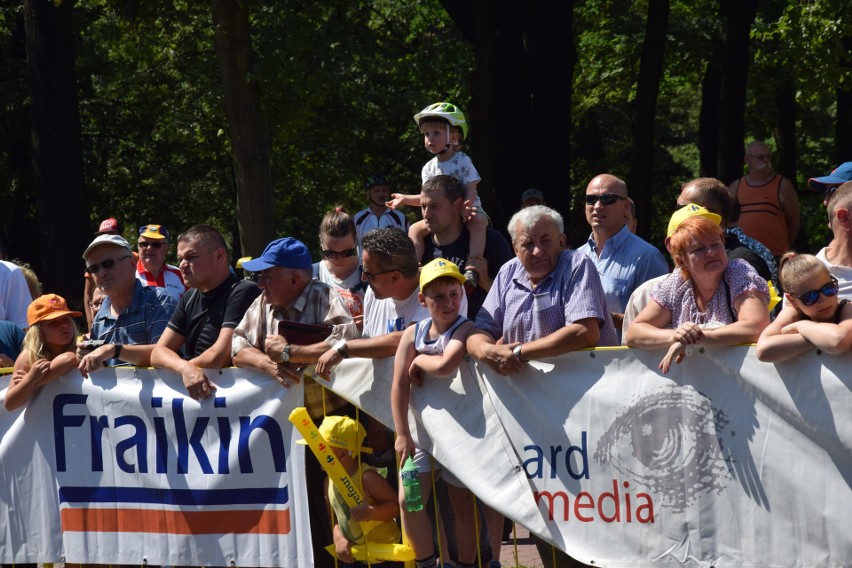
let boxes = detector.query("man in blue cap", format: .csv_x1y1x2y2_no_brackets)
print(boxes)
231,236,359,568
809,162,852,207
231,237,357,412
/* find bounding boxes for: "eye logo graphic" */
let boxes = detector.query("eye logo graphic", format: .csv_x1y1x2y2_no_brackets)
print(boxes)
594,385,730,512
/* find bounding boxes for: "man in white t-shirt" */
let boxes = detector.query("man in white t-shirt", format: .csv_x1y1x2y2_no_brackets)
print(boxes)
353,175,408,250
816,181,852,299
0,260,32,329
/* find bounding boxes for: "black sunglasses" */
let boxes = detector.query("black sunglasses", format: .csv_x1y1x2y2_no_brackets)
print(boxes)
362,268,397,281
584,194,626,206
138,241,164,249
796,277,839,307
85,255,131,275
323,248,357,260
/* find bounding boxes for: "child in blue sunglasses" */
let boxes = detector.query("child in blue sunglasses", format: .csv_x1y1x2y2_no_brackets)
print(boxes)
756,251,852,361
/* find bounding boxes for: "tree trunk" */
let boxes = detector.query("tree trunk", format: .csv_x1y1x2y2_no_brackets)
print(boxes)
836,36,852,163
211,0,275,258
627,0,669,241
440,1,575,235
530,1,575,228
717,0,759,184
698,62,722,178
24,0,89,304
773,78,796,183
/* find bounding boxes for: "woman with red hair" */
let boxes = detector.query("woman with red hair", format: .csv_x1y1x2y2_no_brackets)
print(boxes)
626,216,770,372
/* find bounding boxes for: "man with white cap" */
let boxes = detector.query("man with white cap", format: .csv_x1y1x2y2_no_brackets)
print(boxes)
77,234,178,373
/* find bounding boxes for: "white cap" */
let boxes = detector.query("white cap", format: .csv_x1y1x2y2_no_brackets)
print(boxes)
83,234,132,260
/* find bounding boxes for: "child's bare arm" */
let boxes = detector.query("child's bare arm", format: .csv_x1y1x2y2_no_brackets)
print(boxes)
463,180,479,202
4,356,49,411
350,469,400,523
41,351,79,383
391,326,418,463
386,193,421,209
409,321,473,378
755,306,814,362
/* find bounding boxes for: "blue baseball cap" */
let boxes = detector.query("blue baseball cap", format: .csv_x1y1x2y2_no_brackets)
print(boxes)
242,237,312,271
808,162,852,193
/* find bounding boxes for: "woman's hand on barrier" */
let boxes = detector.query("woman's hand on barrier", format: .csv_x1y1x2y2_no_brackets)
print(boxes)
670,322,703,346
659,342,687,374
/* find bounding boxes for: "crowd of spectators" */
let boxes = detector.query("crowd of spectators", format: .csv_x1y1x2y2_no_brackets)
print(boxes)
2,131,851,567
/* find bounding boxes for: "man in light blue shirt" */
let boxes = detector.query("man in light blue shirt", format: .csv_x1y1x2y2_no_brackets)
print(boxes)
580,174,669,333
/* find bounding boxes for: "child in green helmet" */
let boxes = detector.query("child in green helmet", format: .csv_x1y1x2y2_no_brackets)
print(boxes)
387,102,488,291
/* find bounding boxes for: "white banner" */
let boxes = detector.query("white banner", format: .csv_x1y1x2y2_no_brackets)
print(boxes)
0,368,311,567
2,347,850,567
326,346,852,568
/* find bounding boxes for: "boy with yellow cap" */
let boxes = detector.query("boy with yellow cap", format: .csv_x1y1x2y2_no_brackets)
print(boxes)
298,415,400,565
391,258,478,568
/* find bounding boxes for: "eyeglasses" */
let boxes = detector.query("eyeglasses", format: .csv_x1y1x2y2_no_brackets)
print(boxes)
362,268,397,281
747,153,771,160
323,248,357,259
584,194,626,206
85,255,131,275
138,241,164,249
796,277,839,306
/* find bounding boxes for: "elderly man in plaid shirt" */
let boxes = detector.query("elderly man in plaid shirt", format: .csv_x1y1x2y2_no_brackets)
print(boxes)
467,205,618,376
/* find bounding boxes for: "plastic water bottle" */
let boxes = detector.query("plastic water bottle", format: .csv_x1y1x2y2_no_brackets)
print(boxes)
400,455,424,512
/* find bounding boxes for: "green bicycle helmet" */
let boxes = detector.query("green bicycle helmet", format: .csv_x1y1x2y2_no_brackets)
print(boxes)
414,102,469,142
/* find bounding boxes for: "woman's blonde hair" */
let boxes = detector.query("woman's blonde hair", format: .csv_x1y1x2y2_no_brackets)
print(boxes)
20,316,78,366
777,251,829,295
668,216,725,281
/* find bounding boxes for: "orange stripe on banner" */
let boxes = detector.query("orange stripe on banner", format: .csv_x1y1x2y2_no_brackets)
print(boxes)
60,508,291,535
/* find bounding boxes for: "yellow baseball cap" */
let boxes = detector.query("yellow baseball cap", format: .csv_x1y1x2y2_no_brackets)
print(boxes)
667,204,722,237
419,257,466,291
296,415,372,454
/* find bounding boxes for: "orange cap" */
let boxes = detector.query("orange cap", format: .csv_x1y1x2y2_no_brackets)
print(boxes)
27,294,83,327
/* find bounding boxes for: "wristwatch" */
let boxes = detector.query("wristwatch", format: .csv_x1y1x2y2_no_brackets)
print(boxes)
512,344,524,362
334,338,350,359
113,343,123,360
281,344,291,363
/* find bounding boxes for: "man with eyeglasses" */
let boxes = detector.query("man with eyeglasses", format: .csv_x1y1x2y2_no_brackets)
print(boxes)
728,141,800,257
136,224,186,301
151,225,261,400
77,234,178,374
231,236,358,568
579,174,668,333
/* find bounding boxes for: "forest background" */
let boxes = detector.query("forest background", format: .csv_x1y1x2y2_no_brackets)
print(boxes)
2,0,851,305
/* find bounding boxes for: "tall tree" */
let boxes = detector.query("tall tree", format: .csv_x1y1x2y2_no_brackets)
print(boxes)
627,0,670,240
212,0,275,257
717,0,759,184
24,0,88,301
441,1,575,231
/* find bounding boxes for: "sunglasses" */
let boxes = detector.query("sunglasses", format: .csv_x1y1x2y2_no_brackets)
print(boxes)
796,277,839,307
323,248,357,260
138,241,164,249
85,255,131,275
584,194,626,206
748,153,771,160
362,268,397,281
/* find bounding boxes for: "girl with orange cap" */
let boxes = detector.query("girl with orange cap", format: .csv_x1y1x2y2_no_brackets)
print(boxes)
5,294,81,411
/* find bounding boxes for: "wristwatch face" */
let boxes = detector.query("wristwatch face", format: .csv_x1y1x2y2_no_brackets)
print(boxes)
512,345,522,358
282,345,291,362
